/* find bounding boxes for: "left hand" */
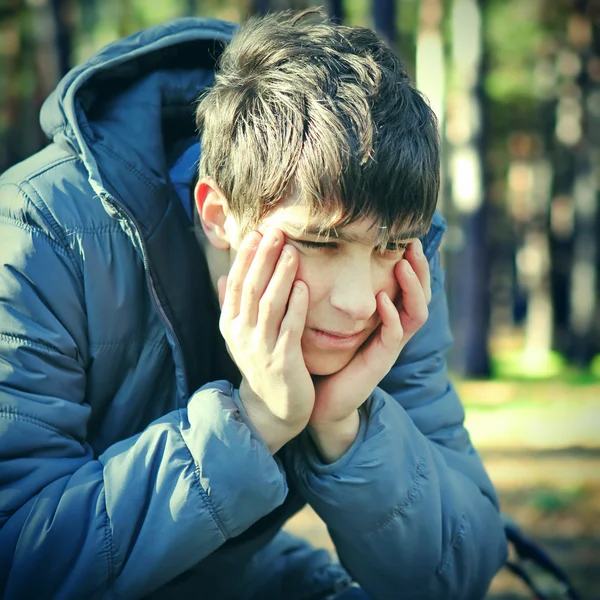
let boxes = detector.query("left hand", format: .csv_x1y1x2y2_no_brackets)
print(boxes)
308,239,432,459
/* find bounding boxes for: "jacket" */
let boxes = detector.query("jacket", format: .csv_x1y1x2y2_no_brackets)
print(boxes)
0,17,508,600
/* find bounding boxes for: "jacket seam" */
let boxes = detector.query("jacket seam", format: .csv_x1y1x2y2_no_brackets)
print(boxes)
395,455,429,517
4,154,78,183
438,514,467,575
99,488,117,596
19,177,73,245
0,214,72,261
0,407,80,443
63,224,127,235
7,180,85,284
89,335,166,351
95,141,159,192
175,412,229,542
0,331,70,357
374,455,429,531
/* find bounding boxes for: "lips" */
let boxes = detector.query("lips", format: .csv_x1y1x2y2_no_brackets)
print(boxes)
318,329,363,338
304,327,366,351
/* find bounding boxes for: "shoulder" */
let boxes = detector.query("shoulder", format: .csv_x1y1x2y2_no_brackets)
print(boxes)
1,144,119,244
421,210,446,262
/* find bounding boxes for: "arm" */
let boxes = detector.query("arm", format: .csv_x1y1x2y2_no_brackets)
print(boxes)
287,252,508,600
0,185,286,599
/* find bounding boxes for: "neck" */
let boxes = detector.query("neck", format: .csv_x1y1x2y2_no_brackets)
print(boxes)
193,222,229,301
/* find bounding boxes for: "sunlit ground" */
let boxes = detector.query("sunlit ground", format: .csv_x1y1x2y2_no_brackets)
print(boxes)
285,379,600,599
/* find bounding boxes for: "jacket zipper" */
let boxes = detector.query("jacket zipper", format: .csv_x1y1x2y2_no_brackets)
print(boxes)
102,193,189,405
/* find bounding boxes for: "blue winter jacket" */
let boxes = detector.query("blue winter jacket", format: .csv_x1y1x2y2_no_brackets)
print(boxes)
0,18,507,600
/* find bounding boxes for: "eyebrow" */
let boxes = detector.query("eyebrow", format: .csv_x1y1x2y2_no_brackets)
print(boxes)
286,223,424,243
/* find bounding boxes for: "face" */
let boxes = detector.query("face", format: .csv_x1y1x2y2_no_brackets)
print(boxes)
227,201,418,376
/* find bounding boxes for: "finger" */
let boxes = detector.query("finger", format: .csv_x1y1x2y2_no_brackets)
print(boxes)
277,279,309,351
405,239,432,304
355,292,403,374
323,291,402,395
395,259,429,338
221,231,261,321
257,244,299,344
240,228,285,326
377,291,404,351
218,275,227,310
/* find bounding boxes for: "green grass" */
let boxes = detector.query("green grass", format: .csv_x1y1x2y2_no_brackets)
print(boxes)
529,486,591,514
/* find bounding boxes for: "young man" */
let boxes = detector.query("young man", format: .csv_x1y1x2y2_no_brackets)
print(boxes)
0,10,507,600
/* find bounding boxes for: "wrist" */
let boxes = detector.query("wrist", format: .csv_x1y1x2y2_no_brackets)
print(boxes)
239,385,308,454
308,410,360,464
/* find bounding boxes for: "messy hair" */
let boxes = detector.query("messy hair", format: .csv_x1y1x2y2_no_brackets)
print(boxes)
195,9,440,244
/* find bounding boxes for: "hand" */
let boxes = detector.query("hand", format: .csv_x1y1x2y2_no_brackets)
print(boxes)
308,239,432,460
218,228,315,454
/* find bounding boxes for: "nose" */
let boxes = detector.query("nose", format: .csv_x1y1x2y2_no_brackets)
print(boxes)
329,262,377,321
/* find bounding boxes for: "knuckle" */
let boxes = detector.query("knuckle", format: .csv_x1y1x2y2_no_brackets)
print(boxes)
278,322,291,338
244,283,260,301
227,279,242,295
218,317,229,337
277,324,295,345
258,296,274,316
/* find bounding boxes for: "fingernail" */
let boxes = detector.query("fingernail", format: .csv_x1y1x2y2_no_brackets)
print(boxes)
413,239,423,257
405,260,415,276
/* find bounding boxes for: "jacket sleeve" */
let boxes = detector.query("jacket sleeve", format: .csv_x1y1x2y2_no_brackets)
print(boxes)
287,251,508,600
0,183,287,599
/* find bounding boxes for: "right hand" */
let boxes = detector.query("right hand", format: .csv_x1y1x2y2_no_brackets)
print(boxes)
218,228,315,454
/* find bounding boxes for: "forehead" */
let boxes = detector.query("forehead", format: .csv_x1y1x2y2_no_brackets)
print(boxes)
259,201,421,242
260,202,369,237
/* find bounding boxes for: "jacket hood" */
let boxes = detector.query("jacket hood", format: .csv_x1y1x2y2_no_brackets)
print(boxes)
40,18,236,227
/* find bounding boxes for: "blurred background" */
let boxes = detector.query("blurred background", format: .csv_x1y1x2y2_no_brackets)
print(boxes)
1,0,599,597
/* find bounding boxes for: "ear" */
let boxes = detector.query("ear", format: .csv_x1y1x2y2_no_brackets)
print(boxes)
194,177,232,250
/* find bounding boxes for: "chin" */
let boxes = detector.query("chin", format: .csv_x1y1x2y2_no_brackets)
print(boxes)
304,350,355,376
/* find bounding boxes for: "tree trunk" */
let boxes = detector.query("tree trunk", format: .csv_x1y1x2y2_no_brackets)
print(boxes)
328,0,344,24
50,0,71,77
373,0,396,47
549,1,600,367
444,0,491,377
567,2,600,365
252,0,269,16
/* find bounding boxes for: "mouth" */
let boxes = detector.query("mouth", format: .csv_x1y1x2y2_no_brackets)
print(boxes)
304,327,366,351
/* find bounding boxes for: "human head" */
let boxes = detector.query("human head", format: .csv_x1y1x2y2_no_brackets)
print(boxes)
195,8,440,247
195,9,440,375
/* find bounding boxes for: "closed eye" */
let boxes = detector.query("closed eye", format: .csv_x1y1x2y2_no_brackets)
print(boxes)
375,241,410,257
295,239,411,253
383,241,409,252
295,240,338,250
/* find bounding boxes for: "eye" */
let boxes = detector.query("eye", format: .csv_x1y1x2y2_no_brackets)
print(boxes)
295,240,339,251
387,241,409,251
378,241,409,256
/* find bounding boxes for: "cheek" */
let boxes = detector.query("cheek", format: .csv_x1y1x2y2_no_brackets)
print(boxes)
376,262,401,302
295,257,330,307
297,257,402,308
